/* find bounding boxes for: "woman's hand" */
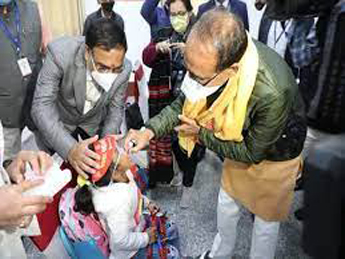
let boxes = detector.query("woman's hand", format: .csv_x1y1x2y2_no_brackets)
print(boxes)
0,180,52,228
156,40,171,54
6,151,53,184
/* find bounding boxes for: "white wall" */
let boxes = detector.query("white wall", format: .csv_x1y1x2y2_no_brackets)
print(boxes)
85,0,151,66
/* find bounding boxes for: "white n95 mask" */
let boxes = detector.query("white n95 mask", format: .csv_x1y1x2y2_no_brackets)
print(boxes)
90,54,119,92
91,71,118,92
181,73,222,103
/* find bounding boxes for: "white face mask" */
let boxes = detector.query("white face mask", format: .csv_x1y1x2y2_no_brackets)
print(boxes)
181,73,223,103
90,55,118,92
91,71,118,92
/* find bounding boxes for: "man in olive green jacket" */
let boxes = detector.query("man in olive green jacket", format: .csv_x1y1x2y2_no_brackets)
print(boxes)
125,9,305,259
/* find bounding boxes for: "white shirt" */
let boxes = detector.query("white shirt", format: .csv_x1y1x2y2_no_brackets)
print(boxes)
92,171,150,259
84,71,102,114
266,20,292,58
215,0,230,8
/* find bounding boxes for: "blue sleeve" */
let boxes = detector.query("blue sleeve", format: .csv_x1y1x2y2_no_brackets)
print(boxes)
141,0,160,25
242,5,249,31
197,6,205,20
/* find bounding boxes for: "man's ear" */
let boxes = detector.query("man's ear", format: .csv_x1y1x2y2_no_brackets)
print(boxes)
228,63,239,77
85,46,92,64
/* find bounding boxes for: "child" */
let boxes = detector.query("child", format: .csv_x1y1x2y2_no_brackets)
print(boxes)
60,135,179,259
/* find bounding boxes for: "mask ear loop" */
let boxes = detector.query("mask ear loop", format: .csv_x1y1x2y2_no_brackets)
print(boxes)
90,53,98,72
106,148,122,187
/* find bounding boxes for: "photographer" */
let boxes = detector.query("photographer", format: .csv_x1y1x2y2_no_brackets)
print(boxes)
142,0,198,207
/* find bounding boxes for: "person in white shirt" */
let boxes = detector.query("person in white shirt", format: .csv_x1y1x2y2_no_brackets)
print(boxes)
71,135,179,259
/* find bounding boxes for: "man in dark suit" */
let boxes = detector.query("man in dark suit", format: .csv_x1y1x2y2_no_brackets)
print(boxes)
83,0,124,35
197,0,249,30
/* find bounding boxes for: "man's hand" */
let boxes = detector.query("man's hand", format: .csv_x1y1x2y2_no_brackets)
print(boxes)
67,135,101,179
174,115,201,136
0,180,53,228
124,129,155,153
170,42,186,53
6,151,53,184
156,40,171,54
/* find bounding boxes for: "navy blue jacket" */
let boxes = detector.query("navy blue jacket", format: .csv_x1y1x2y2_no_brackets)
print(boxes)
197,0,249,31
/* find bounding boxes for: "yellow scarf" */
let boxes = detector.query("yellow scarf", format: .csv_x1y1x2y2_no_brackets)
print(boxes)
178,36,259,157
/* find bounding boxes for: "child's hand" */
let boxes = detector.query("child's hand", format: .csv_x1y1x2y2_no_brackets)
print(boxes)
148,202,160,214
146,227,157,244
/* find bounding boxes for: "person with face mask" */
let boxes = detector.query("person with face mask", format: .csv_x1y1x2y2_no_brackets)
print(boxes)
0,0,46,161
128,9,306,259
141,0,172,39
83,0,124,36
31,19,132,179
142,0,197,203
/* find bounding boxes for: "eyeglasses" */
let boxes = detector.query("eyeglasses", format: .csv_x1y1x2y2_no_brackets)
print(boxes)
90,53,123,74
189,70,223,86
170,11,188,17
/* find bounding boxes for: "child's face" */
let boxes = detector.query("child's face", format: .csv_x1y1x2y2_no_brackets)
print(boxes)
111,148,131,178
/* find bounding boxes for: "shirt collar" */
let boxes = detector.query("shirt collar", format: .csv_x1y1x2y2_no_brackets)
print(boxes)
99,8,115,19
215,0,230,8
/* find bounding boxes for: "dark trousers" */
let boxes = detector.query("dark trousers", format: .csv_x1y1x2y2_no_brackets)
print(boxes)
172,141,205,188
303,135,345,259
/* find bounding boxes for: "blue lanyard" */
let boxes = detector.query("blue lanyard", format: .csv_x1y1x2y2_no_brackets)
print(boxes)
0,1,22,56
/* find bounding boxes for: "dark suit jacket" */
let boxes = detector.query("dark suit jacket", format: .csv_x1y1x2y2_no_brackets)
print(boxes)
83,9,125,35
197,0,249,31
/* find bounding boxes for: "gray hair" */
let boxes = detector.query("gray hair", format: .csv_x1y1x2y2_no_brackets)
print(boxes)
189,8,248,72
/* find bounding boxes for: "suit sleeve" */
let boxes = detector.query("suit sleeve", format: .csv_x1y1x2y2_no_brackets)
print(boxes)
196,6,204,20
31,47,77,160
242,4,250,31
140,0,160,25
83,16,92,36
142,42,159,68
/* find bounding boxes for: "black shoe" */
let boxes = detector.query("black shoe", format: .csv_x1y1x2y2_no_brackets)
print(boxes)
294,176,304,191
295,208,305,221
195,251,212,259
250,212,255,222
148,180,156,189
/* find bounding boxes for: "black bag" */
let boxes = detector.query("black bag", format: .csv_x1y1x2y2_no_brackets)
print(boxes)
307,0,345,133
125,102,144,130
266,0,337,20
269,112,307,160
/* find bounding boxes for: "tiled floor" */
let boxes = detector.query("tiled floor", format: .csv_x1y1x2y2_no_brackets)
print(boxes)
149,150,311,259
22,130,310,259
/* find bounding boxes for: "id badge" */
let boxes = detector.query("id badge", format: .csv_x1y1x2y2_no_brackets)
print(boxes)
17,57,32,77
